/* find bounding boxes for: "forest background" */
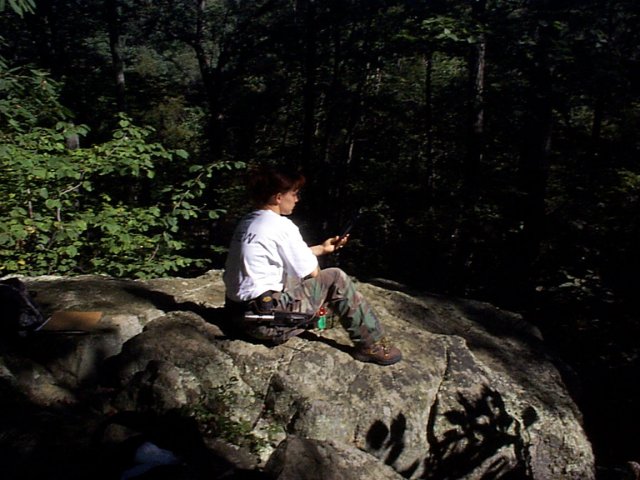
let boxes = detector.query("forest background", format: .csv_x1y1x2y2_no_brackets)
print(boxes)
1,0,638,474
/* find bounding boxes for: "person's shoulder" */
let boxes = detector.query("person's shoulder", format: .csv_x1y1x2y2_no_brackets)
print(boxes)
240,209,270,224
255,210,291,224
244,210,289,232
277,214,299,230
260,212,301,237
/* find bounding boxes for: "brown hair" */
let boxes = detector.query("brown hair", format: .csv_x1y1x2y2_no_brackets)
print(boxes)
247,166,306,206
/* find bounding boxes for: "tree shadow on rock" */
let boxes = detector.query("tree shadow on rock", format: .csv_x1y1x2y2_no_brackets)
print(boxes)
93,410,271,479
366,386,535,479
123,285,237,337
0,377,112,480
367,279,579,415
366,412,409,467
298,330,354,356
125,285,358,356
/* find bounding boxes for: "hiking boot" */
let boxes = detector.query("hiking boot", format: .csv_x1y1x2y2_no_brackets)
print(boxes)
353,338,402,366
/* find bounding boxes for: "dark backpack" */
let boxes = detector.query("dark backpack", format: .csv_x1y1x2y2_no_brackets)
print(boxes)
0,278,46,337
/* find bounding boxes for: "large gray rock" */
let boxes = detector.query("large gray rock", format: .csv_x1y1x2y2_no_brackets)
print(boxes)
0,271,595,479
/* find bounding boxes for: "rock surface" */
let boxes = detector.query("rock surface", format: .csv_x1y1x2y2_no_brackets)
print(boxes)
0,271,595,479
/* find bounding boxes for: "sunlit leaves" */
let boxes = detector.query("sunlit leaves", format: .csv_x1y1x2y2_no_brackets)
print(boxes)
0,0,35,17
0,64,236,278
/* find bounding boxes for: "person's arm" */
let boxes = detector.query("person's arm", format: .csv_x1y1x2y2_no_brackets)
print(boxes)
310,235,349,257
307,265,321,278
305,235,349,278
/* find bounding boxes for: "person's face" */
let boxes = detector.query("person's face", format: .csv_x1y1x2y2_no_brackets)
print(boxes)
277,189,300,215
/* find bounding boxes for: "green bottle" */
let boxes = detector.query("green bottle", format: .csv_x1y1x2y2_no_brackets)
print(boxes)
316,306,328,330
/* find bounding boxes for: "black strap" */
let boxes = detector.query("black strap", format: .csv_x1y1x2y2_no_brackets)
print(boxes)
244,310,315,328
250,290,278,314
227,291,316,329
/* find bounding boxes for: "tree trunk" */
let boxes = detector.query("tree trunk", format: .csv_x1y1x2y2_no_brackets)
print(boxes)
191,0,225,158
105,0,127,113
464,0,487,203
587,0,612,171
516,20,554,299
466,39,486,192
27,1,61,75
450,1,487,291
423,52,435,198
587,91,605,174
301,0,317,166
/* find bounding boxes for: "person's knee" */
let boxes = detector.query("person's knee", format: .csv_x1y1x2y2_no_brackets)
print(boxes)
320,267,349,284
319,268,356,295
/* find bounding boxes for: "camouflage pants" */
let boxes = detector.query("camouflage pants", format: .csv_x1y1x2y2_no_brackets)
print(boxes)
247,267,384,346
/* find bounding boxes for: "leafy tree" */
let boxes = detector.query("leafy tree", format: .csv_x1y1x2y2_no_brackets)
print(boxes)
2,0,640,468
0,0,34,17
0,63,225,277
2,0,639,309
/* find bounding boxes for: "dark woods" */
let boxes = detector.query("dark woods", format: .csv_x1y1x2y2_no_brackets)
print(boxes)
1,0,639,469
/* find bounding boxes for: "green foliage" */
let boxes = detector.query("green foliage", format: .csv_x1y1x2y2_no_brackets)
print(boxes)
0,66,71,129
0,0,35,17
180,378,273,455
0,64,227,278
1,0,639,309
3,0,640,468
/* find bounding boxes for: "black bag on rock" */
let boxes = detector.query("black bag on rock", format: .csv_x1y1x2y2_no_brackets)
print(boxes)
0,278,46,337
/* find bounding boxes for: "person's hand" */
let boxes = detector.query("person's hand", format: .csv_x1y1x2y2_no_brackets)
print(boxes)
311,235,350,256
323,234,349,254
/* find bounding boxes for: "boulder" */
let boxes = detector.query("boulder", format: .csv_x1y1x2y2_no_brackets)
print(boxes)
0,271,595,479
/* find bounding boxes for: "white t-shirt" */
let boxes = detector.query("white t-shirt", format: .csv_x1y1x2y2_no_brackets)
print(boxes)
223,209,318,302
